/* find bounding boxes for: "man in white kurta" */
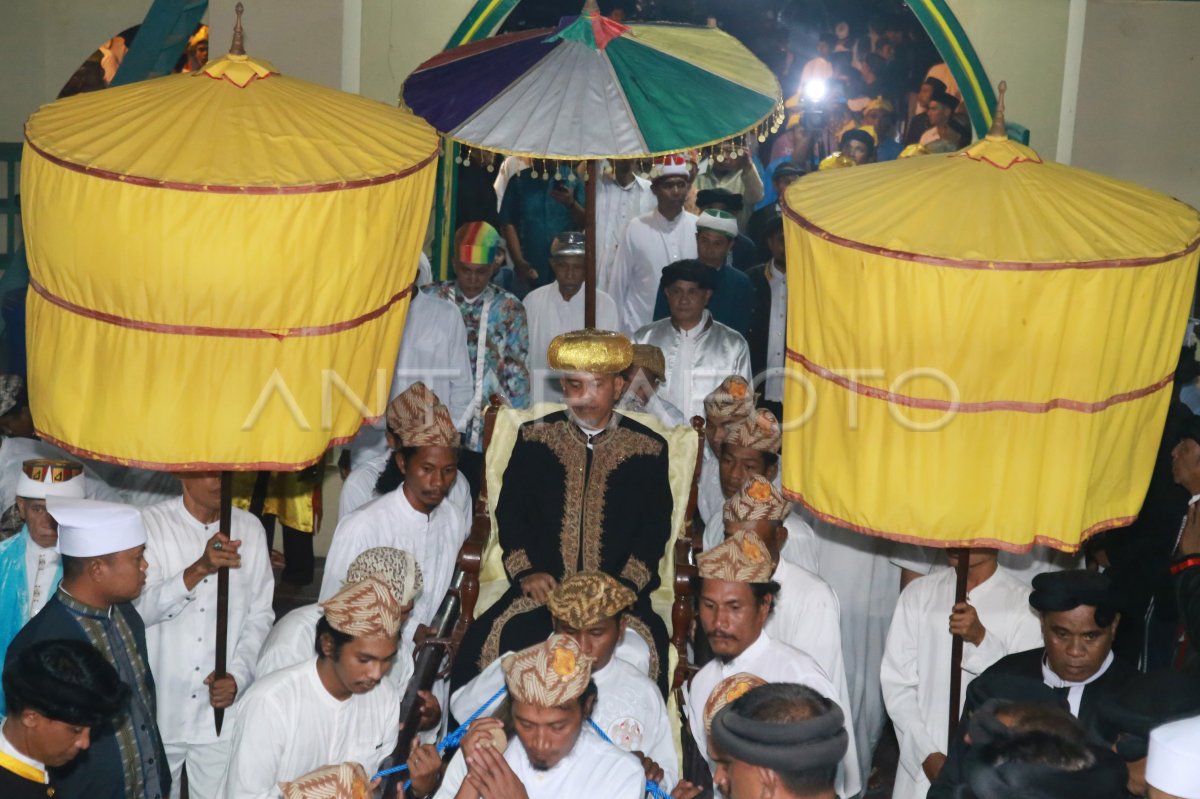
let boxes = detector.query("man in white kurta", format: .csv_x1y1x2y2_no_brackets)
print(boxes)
686,532,861,798
632,261,752,420
320,384,470,649
221,577,404,799
880,550,1042,799
348,289,473,470
696,376,756,526
596,161,656,296
609,158,698,333
137,474,275,799
524,232,619,403
449,572,677,789
719,476,844,709
700,409,817,571
257,546,422,687
434,635,644,799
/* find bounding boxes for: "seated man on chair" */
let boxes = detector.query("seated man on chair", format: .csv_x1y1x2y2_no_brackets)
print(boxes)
452,329,674,696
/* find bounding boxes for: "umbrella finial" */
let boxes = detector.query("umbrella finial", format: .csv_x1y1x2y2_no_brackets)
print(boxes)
987,80,1007,139
230,2,246,56
582,0,600,15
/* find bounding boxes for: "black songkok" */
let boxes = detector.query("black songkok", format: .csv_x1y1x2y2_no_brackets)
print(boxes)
710,684,848,773
1028,569,1123,624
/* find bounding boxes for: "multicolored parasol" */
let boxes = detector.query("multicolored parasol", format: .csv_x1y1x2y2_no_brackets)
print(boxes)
402,0,781,325
403,5,782,160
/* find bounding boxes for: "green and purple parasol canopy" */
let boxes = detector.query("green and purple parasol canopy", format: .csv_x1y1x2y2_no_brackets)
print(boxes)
402,7,782,161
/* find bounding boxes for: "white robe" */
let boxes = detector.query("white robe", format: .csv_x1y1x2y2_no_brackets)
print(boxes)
632,313,752,420
880,566,1043,799
434,725,644,799
349,291,474,469
891,544,1083,588
523,283,619,403
596,170,656,295
702,504,819,574
220,659,400,799
255,602,415,691
136,498,275,747
319,481,471,645
338,452,390,521
765,559,848,718
450,652,678,789
685,631,862,798
610,209,698,334
805,513,899,789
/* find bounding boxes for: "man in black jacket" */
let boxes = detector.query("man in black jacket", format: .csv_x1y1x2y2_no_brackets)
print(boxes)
929,570,1136,798
450,329,674,695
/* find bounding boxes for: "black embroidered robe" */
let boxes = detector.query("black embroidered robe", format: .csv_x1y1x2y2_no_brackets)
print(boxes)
452,411,674,696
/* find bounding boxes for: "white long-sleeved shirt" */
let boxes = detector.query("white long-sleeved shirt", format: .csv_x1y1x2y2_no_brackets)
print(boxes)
524,283,620,403
686,630,861,798
701,504,819,574
632,313,752,420
880,566,1042,799
220,659,400,799
255,602,416,692
338,452,389,521
349,291,474,469
761,260,788,402
433,724,644,799
450,651,678,789
765,559,848,715
610,209,698,334
136,498,275,745
596,170,657,296
319,482,471,644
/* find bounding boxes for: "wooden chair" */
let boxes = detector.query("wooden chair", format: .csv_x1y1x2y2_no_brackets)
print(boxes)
450,397,706,709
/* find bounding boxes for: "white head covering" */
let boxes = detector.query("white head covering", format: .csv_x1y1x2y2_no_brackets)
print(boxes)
48,496,147,557
17,459,86,500
696,209,739,238
1147,714,1200,799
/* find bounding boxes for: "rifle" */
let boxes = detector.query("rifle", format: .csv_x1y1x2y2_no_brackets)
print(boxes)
383,573,463,797
382,396,499,797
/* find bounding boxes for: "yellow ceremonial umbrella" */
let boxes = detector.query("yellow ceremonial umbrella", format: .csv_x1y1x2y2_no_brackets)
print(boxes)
20,6,439,731
22,8,438,470
780,85,1200,733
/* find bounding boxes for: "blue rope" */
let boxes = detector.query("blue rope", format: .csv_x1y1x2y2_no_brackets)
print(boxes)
371,686,509,782
372,686,672,799
587,719,673,799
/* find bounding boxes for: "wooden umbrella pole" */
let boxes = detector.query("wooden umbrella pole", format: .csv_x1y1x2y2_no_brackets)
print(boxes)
947,546,970,744
584,158,597,328
214,471,233,735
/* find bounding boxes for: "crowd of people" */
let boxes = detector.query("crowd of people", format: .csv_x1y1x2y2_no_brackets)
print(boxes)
2,7,1200,799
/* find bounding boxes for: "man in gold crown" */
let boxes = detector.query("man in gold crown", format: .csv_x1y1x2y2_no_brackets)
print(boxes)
451,329,674,696
687,530,862,797
435,635,645,799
